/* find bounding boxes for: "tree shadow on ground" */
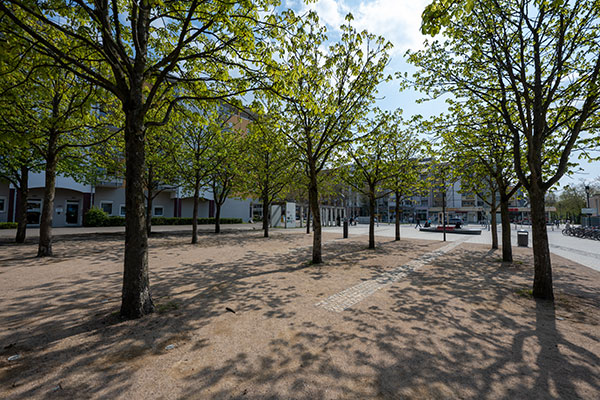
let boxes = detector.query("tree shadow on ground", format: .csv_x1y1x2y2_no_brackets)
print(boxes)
1,233,598,399
0,230,436,398
172,246,600,399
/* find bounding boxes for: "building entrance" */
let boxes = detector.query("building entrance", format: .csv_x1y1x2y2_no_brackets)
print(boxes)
66,201,79,224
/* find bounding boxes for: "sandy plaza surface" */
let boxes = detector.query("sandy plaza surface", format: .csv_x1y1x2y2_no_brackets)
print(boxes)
0,227,599,399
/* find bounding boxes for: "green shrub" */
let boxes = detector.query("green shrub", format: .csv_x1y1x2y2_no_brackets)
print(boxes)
83,207,108,227
106,216,126,226
83,212,243,227
0,222,18,229
150,217,242,225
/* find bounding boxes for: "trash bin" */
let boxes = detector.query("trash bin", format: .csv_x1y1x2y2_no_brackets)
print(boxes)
517,230,529,247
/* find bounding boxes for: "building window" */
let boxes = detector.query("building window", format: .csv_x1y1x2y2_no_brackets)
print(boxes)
27,199,42,224
100,201,113,215
153,206,164,217
119,205,126,216
0,196,6,212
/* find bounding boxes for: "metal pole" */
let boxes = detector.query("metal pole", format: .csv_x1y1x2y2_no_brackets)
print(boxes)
442,181,447,242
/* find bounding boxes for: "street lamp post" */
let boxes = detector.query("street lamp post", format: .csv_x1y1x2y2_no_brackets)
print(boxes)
442,179,447,242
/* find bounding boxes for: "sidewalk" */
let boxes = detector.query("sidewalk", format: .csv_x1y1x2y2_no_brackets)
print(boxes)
0,223,262,239
322,223,600,272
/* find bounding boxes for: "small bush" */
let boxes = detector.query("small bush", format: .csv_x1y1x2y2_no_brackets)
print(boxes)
83,212,243,227
106,216,126,226
151,217,242,225
83,207,108,227
0,222,18,229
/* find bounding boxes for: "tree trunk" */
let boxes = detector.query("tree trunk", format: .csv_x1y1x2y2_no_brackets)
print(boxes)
368,187,376,249
15,167,28,243
308,173,322,264
394,190,401,241
38,132,58,257
530,186,554,300
215,202,221,233
191,176,200,244
146,165,153,236
490,194,498,250
499,195,513,262
120,104,154,319
262,186,269,238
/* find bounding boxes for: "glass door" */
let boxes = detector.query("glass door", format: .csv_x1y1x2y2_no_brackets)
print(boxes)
26,200,42,225
66,201,79,224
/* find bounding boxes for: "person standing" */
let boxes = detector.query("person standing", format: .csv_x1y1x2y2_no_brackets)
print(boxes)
415,218,421,229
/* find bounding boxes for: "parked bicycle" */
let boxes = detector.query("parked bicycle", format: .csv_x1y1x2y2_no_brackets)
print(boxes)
562,226,600,240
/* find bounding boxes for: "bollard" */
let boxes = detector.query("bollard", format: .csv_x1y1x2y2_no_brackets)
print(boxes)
343,220,348,238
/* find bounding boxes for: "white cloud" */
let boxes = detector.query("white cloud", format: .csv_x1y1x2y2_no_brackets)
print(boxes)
300,0,431,54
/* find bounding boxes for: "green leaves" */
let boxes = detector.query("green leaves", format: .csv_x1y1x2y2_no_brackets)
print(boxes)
413,0,600,193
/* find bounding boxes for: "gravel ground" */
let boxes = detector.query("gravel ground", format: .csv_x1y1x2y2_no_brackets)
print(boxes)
0,229,598,399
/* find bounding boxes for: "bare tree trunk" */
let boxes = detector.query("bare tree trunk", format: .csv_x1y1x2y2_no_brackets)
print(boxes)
262,186,269,238
38,132,58,257
308,173,322,264
490,194,498,250
531,186,553,300
368,187,376,249
394,190,401,241
191,176,200,244
120,102,154,319
146,165,153,236
15,167,28,243
215,202,222,233
499,196,513,262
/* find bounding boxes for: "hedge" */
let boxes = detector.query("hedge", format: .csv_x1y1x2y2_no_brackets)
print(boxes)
152,217,242,225
0,222,18,229
83,208,242,227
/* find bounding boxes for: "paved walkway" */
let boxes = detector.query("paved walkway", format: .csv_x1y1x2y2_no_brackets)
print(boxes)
321,223,600,272
315,238,469,312
0,223,261,239
2,222,598,272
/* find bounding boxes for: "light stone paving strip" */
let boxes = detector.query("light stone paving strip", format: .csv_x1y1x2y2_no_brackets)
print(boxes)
315,237,470,312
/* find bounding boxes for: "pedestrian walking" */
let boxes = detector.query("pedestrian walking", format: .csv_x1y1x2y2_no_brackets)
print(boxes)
415,218,421,229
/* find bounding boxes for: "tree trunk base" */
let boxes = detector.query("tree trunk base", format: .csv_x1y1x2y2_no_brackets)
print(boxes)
120,290,155,319
37,245,52,257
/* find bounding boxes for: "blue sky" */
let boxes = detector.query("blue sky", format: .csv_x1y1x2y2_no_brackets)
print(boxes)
284,0,600,190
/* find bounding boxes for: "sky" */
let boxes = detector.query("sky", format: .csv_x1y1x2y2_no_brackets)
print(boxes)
283,0,600,191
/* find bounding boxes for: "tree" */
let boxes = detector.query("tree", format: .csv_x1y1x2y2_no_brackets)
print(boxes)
0,43,110,256
166,102,221,244
384,115,426,241
240,100,299,238
144,123,180,236
0,140,41,243
208,124,243,234
438,105,521,261
555,184,587,223
342,110,398,249
1,0,281,317
272,12,391,263
411,0,600,300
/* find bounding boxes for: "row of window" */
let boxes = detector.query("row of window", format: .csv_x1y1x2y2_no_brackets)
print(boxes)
99,201,164,217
